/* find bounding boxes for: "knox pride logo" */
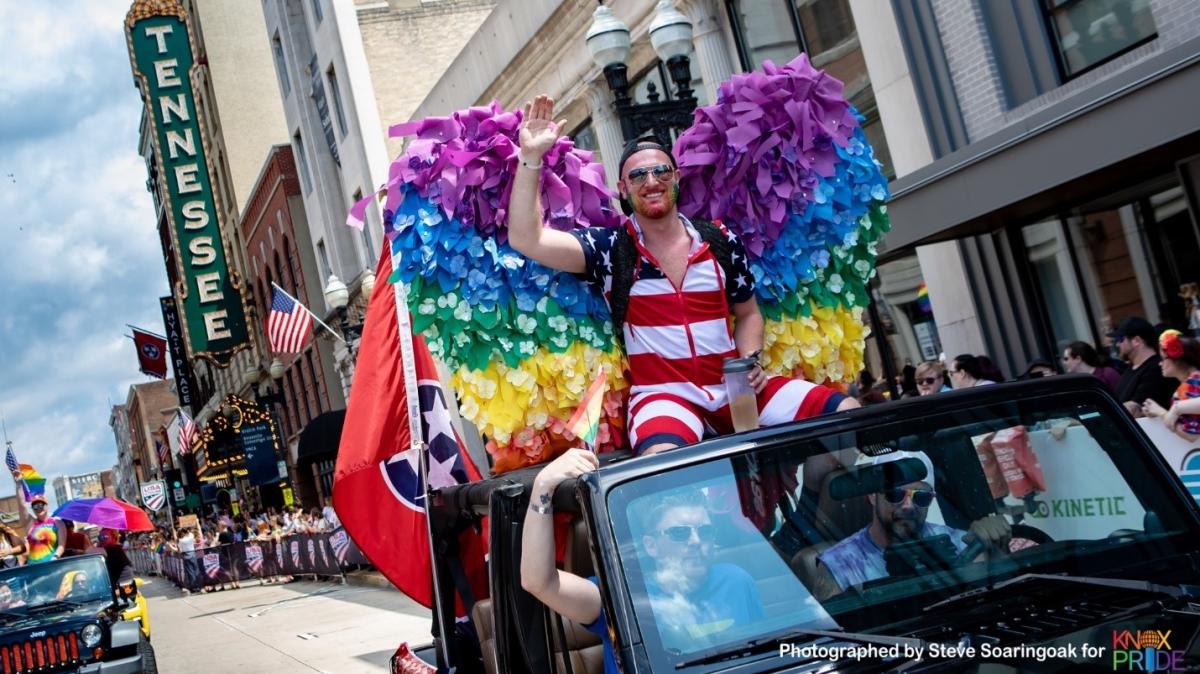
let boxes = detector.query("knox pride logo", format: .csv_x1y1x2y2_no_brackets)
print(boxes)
1111,629,1182,671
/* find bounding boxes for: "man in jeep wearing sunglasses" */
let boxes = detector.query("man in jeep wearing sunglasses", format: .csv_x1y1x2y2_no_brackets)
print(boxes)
522,449,764,674
811,452,974,600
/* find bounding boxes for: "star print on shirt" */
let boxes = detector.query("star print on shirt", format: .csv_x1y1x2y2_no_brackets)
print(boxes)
736,274,749,289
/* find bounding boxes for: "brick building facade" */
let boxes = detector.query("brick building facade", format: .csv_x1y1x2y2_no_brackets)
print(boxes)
240,144,342,507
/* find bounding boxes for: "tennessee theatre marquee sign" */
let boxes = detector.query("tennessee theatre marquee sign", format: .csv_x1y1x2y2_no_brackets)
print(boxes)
126,1,249,366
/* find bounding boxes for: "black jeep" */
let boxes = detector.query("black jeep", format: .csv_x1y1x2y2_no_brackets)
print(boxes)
422,375,1200,673
0,553,154,673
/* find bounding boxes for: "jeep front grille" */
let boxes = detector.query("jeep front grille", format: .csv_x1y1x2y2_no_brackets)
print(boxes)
0,632,80,673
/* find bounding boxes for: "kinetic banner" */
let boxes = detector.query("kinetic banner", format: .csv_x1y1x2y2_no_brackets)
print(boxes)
126,3,249,366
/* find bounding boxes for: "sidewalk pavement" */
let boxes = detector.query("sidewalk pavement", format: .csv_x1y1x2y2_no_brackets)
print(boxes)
143,575,431,672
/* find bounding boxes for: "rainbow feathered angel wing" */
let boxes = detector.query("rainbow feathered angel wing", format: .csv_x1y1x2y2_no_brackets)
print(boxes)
379,105,629,473
675,54,890,384
373,54,888,474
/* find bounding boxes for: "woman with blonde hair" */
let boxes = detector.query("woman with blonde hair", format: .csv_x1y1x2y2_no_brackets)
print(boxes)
915,361,952,395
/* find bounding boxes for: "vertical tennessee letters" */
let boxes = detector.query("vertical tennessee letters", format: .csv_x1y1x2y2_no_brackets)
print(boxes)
144,22,229,342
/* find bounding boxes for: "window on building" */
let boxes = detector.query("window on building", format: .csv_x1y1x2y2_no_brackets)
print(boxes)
316,240,332,282
282,237,299,290
728,0,800,70
286,370,302,434
306,351,324,414
629,49,709,108
571,120,602,167
725,0,892,177
293,131,312,193
310,0,323,23
272,33,290,95
1042,0,1156,79
352,189,375,262
326,65,349,138
274,250,287,296
868,255,942,396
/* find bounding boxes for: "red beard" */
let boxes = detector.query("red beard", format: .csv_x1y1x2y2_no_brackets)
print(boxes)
630,185,677,219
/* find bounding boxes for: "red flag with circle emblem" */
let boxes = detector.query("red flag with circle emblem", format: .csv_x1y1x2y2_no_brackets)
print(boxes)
131,327,168,379
333,248,487,610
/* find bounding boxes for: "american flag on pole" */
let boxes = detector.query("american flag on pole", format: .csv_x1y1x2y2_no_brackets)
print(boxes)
4,446,17,473
267,285,313,354
179,411,197,455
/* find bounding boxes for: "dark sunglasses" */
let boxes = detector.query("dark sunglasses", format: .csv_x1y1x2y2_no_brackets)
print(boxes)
918,377,940,385
627,164,675,186
31,502,46,509
883,488,936,507
659,524,716,543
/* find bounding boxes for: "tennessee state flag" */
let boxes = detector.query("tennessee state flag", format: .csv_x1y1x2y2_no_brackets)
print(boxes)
334,248,486,609
131,327,169,379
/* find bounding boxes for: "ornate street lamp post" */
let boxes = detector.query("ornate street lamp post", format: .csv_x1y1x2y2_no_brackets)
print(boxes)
323,271,374,360
586,1,698,148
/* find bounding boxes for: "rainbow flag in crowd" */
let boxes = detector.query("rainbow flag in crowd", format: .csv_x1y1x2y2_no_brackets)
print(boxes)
18,465,46,499
6,447,45,502
564,370,608,449
917,283,932,314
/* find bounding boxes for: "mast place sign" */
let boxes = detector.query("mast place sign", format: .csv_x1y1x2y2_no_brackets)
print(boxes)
126,1,249,366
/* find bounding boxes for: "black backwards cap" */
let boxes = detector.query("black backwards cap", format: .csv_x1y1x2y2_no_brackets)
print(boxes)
617,136,676,178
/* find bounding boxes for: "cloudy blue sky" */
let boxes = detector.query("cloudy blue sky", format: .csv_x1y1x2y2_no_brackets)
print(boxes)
0,2,169,504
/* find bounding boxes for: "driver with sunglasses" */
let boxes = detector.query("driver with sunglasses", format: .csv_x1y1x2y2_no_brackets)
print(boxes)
811,452,975,599
509,96,857,459
522,450,764,674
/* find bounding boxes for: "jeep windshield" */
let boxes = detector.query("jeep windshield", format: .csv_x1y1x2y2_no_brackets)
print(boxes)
0,555,112,617
602,383,1200,670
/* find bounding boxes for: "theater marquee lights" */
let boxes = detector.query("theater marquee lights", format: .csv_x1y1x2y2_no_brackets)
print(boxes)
126,0,250,366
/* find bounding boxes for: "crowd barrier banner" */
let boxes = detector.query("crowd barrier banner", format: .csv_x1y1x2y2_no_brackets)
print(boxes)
146,528,367,589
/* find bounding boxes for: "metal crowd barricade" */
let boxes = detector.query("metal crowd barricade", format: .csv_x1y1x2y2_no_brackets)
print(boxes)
154,529,368,590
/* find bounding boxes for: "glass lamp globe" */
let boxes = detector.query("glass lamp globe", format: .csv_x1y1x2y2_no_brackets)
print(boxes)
649,0,694,62
586,4,632,68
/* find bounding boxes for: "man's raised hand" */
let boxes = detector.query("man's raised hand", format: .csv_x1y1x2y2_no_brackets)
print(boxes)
520,95,567,160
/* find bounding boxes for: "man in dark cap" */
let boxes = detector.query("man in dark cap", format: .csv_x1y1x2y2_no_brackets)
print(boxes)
1112,316,1177,415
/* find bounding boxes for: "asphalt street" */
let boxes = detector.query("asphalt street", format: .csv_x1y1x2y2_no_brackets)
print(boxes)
141,576,433,672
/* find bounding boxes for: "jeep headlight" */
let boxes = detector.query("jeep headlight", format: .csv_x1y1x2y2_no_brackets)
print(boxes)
81,624,102,648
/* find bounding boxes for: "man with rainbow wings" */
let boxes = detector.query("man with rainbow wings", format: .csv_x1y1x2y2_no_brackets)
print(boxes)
373,54,890,474
509,97,858,458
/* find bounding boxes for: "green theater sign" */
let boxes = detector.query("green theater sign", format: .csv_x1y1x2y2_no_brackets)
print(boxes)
126,2,249,366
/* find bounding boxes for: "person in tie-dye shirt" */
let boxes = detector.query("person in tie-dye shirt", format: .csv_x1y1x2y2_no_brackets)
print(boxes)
23,494,66,564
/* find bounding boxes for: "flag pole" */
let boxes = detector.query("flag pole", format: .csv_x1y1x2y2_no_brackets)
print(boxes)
271,282,345,343
389,251,454,671
126,324,167,339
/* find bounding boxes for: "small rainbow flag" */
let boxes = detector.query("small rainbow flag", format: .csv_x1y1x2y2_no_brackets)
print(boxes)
564,370,608,449
18,464,45,500
917,283,932,314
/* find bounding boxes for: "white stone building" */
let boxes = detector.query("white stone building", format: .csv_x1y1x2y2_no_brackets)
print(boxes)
261,0,496,393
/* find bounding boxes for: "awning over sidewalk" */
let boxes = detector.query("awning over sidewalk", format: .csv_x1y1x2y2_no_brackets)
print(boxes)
297,409,345,464
883,44,1200,255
